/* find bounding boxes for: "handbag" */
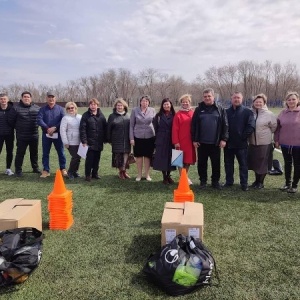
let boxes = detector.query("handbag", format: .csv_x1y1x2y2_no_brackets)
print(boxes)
171,149,183,168
143,234,219,296
127,153,136,165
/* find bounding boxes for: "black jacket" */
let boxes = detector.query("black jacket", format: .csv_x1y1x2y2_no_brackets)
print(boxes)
191,102,229,145
226,105,255,149
107,109,130,153
0,101,14,136
8,100,40,141
80,108,107,151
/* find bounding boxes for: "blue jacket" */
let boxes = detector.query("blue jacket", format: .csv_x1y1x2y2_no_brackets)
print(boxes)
226,105,255,149
37,104,65,133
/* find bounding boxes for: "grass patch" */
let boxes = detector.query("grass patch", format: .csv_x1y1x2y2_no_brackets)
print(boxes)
0,107,299,299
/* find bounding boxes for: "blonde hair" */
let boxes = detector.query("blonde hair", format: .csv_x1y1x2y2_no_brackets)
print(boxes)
113,98,128,111
89,98,100,106
179,94,192,103
253,93,267,104
285,91,300,108
65,101,78,113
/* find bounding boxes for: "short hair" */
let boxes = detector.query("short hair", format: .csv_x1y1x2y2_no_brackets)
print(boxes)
89,98,100,106
140,95,151,104
253,93,267,104
203,88,214,96
0,92,8,98
232,91,243,97
21,91,32,98
285,91,300,107
113,98,128,112
179,94,192,103
65,101,78,112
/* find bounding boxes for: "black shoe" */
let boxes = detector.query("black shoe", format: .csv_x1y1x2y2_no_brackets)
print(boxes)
255,183,264,189
74,172,81,178
85,176,91,182
32,168,41,174
92,174,100,179
279,185,290,191
15,171,23,177
223,183,233,188
67,172,74,179
199,182,207,189
241,185,249,191
212,182,222,190
250,181,258,188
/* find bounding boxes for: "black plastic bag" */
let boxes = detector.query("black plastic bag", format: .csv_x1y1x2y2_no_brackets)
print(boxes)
268,159,283,175
143,234,218,296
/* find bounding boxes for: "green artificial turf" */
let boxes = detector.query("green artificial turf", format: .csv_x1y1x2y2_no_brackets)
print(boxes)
0,107,299,300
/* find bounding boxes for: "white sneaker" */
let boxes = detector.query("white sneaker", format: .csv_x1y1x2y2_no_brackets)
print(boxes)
5,169,14,176
145,176,152,181
188,178,193,185
136,177,141,182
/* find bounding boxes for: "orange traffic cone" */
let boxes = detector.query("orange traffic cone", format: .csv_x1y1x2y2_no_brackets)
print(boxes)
173,168,194,202
47,169,74,230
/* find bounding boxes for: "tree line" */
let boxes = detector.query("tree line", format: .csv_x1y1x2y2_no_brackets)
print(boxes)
1,60,299,107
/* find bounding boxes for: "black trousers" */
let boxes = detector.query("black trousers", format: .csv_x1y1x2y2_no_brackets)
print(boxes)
67,145,81,174
0,134,14,169
85,149,101,177
15,139,39,172
197,143,221,184
281,147,300,188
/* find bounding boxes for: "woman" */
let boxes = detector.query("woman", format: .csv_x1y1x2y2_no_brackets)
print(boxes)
60,102,82,179
130,95,156,181
248,94,277,189
80,98,107,182
172,94,196,184
152,98,176,184
107,98,131,179
274,91,300,193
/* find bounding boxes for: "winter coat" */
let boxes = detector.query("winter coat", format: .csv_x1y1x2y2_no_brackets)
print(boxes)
60,114,82,146
248,106,277,146
129,107,156,140
274,106,300,146
152,113,175,172
8,100,40,141
107,110,130,153
0,101,14,136
80,108,107,151
172,110,196,164
226,105,255,149
191,102,229,146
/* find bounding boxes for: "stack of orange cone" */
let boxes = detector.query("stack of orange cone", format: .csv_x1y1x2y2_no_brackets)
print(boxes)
47,169,74,230
173,168,194,202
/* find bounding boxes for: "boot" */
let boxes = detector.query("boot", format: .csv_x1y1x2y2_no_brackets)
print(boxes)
162,172,168,184
118,170,125,179
250,173,259,188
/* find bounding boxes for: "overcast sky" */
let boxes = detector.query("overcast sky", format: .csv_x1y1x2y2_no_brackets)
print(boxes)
1,0,300,86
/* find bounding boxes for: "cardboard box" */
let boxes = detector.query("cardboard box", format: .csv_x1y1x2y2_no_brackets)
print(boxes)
0,198,42,231
161,202,204,246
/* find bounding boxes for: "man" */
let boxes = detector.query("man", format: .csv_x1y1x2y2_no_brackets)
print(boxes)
37,91,67,178
8,91,40,177
224,92,255,191
0,92,15,175
191,88,228,189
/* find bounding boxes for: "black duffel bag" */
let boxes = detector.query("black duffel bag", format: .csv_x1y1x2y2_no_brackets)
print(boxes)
0,227,43,286
143,234,219,296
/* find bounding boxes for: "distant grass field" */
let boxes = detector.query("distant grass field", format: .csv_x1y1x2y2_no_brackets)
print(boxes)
0,106,299,300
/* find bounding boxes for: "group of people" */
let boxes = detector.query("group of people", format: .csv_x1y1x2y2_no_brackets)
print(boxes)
0,89,299,193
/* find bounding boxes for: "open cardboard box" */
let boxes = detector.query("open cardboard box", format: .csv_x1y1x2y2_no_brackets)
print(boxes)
161,202,204,246
0,198,42,231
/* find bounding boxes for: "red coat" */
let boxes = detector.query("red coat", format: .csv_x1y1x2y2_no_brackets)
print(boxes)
172,110,196,164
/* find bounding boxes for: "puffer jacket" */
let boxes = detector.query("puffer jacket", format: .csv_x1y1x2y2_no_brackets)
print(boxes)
80,108,107,151
8,100,40,141
60,114,82,146
107,110,130,153
0,101,14,135
248,105,277,145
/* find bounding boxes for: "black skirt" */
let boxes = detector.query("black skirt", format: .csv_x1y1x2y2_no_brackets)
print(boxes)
134,137,155,158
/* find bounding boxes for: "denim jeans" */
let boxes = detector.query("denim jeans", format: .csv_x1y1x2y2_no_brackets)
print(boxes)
224,147,248,186
42,133,66,172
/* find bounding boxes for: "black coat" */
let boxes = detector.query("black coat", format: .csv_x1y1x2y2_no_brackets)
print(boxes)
0,101,14,136
80,108,107,151
107,110,130,153
8,100,40,141
152,113,175,172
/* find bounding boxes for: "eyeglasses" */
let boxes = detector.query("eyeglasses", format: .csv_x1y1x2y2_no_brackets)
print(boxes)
67,107,75,110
